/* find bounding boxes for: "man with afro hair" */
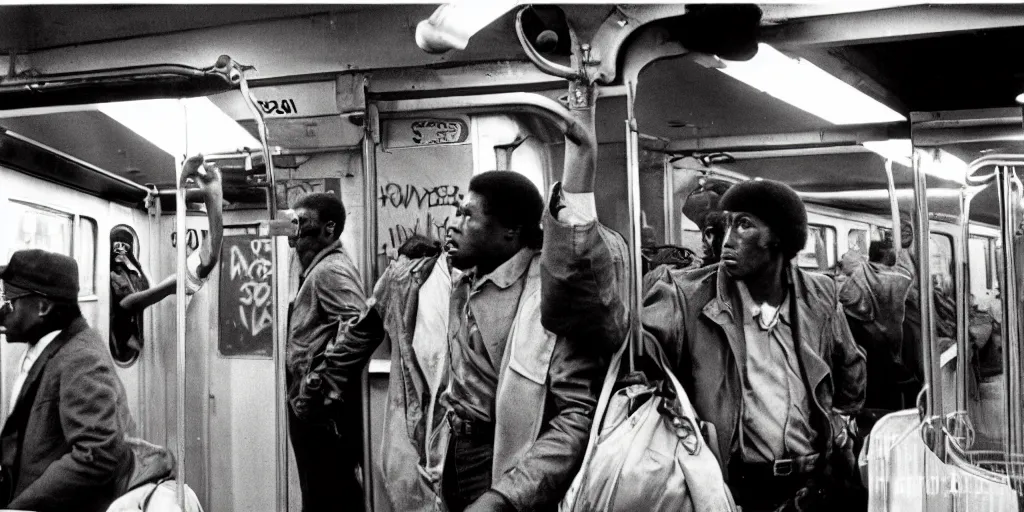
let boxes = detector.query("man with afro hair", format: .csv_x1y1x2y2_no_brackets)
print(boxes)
566,174,866,510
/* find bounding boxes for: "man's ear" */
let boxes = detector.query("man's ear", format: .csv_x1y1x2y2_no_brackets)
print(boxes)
504,226,521,242
37,299,54,318
324,221,337,238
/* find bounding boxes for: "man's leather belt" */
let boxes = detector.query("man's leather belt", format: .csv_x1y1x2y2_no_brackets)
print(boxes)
734,453,822,479
448,414,495,440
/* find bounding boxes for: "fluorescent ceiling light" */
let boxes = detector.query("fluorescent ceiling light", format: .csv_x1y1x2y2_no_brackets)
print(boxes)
98,97,259,160
714,43,905,125
863,139,968,184
416,0,520,53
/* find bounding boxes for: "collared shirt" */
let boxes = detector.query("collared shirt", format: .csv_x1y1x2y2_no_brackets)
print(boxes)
287,239,366,380
442,247,538,423
10,329,61,414
735,280,818,462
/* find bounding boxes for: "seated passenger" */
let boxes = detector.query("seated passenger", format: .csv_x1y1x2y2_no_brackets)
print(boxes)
0,249,136,512
556,173,866,510
110,155,224,362
293,102,622,511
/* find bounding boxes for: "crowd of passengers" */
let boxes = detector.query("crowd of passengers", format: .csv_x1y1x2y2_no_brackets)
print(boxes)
0,80,1005,512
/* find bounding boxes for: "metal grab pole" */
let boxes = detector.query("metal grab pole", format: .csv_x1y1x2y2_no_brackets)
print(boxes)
884,159,902,264
996,166,1024,482
238,72,287,511
625,80,643,370
957,187,971,415
912,150,940,422
174,102,188,511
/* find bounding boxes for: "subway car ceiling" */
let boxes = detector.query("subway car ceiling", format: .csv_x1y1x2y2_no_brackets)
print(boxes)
0,3,1021,221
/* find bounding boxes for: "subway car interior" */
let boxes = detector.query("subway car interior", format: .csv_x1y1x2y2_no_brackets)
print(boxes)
0,2,1023,511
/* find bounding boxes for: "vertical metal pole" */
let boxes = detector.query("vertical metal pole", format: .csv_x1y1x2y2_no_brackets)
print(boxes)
996,166,1023,479
913,149,939,417
174,101,188,511
238,74,287,511
912,148,942,511
956,187,971,414
884,160,902,264
360,93,378,512
624,81,643,369
663,155,675,246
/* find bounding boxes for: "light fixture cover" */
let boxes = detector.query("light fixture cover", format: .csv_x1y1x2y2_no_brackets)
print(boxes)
99,97,259,160
718,44,905,125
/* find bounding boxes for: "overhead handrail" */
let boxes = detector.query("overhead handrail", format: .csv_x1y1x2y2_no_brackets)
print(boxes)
965,154,1024,186
376,92,590,147
0,55,242,110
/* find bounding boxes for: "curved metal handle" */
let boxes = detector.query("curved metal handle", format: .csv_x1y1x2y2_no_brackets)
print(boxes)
515,7,580,81
965,154,1024,186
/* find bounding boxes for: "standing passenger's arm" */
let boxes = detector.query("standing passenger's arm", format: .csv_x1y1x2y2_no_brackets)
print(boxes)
540,82,629,355
118,154,223,313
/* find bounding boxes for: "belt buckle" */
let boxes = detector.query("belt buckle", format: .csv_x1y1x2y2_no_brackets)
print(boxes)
773,459,794,477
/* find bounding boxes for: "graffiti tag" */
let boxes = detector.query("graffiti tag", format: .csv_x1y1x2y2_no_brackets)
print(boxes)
229,238,274,337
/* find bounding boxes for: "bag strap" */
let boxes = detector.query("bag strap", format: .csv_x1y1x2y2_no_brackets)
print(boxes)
142,477,174,511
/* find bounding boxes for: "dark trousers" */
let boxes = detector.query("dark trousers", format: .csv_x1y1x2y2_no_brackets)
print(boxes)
441,430,494,512
287,407,365,512
728,459,816,512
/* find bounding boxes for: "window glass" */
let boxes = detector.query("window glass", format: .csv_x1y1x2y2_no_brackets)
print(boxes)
797,224,837,271
9,200,72,258
7,201,96,298
847,228,868,257
77,217,97,296
968,236,992,298
965,234,1006,456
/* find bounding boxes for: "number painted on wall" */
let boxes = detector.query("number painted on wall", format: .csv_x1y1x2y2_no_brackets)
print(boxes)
257,99,299,116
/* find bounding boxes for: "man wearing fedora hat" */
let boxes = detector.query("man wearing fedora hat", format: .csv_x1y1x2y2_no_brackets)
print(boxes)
0,249,135,512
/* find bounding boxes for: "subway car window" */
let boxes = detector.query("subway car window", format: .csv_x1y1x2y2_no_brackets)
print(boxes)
77,216,98,296
848,228,868,257
797,224,837,271
9,199,73,257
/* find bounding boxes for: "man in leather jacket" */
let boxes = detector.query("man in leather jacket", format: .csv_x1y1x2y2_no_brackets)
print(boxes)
558,169,866,510
291,85,618,512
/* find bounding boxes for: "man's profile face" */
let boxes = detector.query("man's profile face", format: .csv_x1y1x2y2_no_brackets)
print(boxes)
446,192,506,271
291,207,335,268
0,286,43,343
720,211,775,279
